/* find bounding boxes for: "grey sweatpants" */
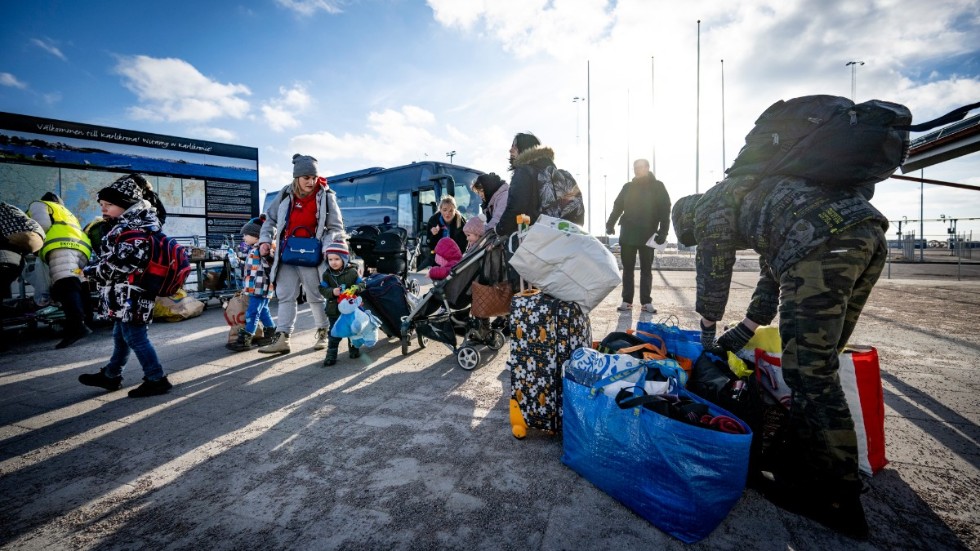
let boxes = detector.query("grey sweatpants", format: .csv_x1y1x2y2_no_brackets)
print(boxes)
273,263,328,334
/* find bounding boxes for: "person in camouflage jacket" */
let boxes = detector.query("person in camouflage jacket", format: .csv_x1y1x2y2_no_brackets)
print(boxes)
672,174,888,540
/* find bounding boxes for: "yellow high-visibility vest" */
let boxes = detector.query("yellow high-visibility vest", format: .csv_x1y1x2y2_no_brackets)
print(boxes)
31,201,93,262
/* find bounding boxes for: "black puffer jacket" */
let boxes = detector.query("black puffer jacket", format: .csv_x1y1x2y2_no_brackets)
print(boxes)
606,174,671,247
497,146,556,235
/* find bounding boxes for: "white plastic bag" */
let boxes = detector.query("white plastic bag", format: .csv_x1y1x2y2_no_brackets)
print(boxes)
22,256,51,306
509,215,620,314
645,233,667,252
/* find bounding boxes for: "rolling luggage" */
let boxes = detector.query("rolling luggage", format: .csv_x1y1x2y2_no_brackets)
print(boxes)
507,289,591,438
359,273,410,338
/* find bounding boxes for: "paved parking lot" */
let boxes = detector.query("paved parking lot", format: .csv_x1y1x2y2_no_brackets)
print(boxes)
1,269,978,550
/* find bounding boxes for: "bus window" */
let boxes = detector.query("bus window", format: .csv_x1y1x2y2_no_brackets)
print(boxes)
419,188,437,222
397,191,413,233
443,168,481,216
354,175,383,207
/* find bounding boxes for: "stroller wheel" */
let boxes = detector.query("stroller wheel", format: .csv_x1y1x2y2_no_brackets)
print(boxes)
401,335,410,355
406,278,420,295
417,332,428,348
456,346,480,370
488,329,506,351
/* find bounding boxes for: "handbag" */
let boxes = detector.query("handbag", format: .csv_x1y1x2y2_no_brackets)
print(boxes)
562,365,752,543
470,280,513,318
509,215,620,314
280,227,322,267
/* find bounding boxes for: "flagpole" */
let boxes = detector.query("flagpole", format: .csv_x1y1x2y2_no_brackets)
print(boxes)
651,56,656,174
587,60,592,234
721,58,726,172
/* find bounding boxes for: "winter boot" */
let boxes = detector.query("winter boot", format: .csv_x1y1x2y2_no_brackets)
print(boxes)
78,369,123,391
253,325,276,347
258,332,291,354
227,329,255,352
349,342,361,359
323,347,338,367
128,376,173,398
313,327,329,351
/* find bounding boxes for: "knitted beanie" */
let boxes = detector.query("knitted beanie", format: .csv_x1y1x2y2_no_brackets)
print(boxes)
463,216,485,238
241,214,266,238
292,154,318,178
97,175,144,208
324,240,350,268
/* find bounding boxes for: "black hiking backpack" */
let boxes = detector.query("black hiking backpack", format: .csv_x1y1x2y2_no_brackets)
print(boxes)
537,165,585,225
726,95,980,187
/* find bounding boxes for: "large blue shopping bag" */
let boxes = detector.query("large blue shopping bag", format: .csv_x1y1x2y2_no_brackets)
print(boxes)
636,317,704,369
561,366,752,544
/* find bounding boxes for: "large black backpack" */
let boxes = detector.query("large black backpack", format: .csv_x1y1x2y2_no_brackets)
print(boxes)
536,165,585,224
726,95,980,187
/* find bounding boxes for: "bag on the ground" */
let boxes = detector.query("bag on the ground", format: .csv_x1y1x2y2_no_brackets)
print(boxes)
223,292,249,327
22,256,52,306
634,318,704,373
281,226,322,267
562,364,752,543
509,215,619,314
537,165,585,225
153,289,204,322
117,230,191,297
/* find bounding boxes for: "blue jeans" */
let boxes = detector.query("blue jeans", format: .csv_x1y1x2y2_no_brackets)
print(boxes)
245,296,275,335
103,321,165,381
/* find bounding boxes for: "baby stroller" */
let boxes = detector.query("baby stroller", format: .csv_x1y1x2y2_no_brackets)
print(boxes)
349,225,421,295
401,231,508,370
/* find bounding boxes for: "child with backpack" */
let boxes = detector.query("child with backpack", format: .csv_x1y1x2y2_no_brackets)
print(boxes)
318,241,363,366
228,215,276,352
78,174,173,398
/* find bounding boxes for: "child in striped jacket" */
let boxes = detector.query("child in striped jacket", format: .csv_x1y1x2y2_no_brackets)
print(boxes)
228,215,276,351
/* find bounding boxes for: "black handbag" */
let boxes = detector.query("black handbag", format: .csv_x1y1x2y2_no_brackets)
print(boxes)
280,227,321,267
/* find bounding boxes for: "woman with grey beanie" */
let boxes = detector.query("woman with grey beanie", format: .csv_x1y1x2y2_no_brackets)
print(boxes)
257,154,345,355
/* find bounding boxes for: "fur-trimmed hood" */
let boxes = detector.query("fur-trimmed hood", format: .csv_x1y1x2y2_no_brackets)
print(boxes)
511,146,555,171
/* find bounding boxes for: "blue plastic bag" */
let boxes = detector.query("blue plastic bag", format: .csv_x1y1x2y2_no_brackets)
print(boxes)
636,318,704,363
561,368,752,544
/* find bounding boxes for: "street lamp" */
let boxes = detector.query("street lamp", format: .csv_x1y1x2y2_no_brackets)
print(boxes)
446,150,456,163
845,61,864,101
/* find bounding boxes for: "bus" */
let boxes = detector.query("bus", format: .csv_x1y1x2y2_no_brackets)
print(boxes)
264,161,484,238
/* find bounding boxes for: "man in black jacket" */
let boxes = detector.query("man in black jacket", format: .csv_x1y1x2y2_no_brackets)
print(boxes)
606,159,671,313
496,132,553,235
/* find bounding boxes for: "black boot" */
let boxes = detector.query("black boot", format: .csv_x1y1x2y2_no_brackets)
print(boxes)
349,341,361,359
128,376,173,398
253,325,276,347
323,347,338,367
227,329,255,352
78,369,122,391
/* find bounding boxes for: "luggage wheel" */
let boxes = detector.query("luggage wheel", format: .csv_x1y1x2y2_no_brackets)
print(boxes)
456,346,480,370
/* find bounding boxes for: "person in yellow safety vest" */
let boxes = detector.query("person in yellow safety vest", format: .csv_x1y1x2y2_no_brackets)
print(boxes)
28,193,94,349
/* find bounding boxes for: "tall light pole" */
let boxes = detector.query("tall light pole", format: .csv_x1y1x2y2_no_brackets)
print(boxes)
846,61,864,101
572,96,585,146
721,58,726,173
650,56,656,174
446,150,456,163
696,19,701,194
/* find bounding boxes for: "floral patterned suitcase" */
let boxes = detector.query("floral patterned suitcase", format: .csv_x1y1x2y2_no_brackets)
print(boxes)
508,290,591,436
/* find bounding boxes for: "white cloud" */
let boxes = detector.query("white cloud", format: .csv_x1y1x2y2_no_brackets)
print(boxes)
261,84,313,132
0,72,27,89
427,0,614,60
189,126,237,142
275,0,344,16
30,38,67,61
115,55,251,122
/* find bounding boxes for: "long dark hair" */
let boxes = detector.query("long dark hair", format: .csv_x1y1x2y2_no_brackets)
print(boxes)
512,132,540,155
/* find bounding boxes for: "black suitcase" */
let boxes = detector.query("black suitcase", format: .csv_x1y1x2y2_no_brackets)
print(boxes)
373,228,409,276
360,273,410,338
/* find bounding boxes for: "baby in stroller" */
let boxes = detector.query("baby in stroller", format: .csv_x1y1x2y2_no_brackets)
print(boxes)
404,231,510,369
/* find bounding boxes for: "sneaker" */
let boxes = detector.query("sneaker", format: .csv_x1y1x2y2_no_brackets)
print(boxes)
616,302,632,311
313,328,329,351
57,325,93,349
78,370,122,391
641,303,658,314
128,376,173,398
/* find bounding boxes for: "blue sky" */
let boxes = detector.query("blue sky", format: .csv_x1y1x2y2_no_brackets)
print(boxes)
2,0,979,239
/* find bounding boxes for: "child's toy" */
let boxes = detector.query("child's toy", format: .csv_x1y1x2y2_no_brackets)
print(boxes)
330,287,380,348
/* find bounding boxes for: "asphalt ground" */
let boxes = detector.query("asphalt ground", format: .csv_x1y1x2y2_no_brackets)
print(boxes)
1,266,978,550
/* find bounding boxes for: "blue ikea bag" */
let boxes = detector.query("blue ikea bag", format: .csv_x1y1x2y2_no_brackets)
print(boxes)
636,318,704,363
561,366,752,544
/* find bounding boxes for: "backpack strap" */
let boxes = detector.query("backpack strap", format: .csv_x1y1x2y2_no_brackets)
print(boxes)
898,101,980,132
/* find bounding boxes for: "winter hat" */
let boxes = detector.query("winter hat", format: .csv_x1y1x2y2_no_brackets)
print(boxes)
324,240,351,268
463,216,485,238
292,153,319,178
434,237,462,265
241,214,266,238
97,175,144,208
671,194,703,247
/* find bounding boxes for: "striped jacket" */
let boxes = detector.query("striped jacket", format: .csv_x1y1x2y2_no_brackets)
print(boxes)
242,246,274,298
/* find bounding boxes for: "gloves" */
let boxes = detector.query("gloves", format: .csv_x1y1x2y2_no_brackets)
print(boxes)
700,320,716,350
605,226,615,235
653,233,666,245
716,322,756,353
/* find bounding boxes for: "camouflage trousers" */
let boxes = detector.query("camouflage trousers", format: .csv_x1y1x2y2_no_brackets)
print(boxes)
776,221,887,494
